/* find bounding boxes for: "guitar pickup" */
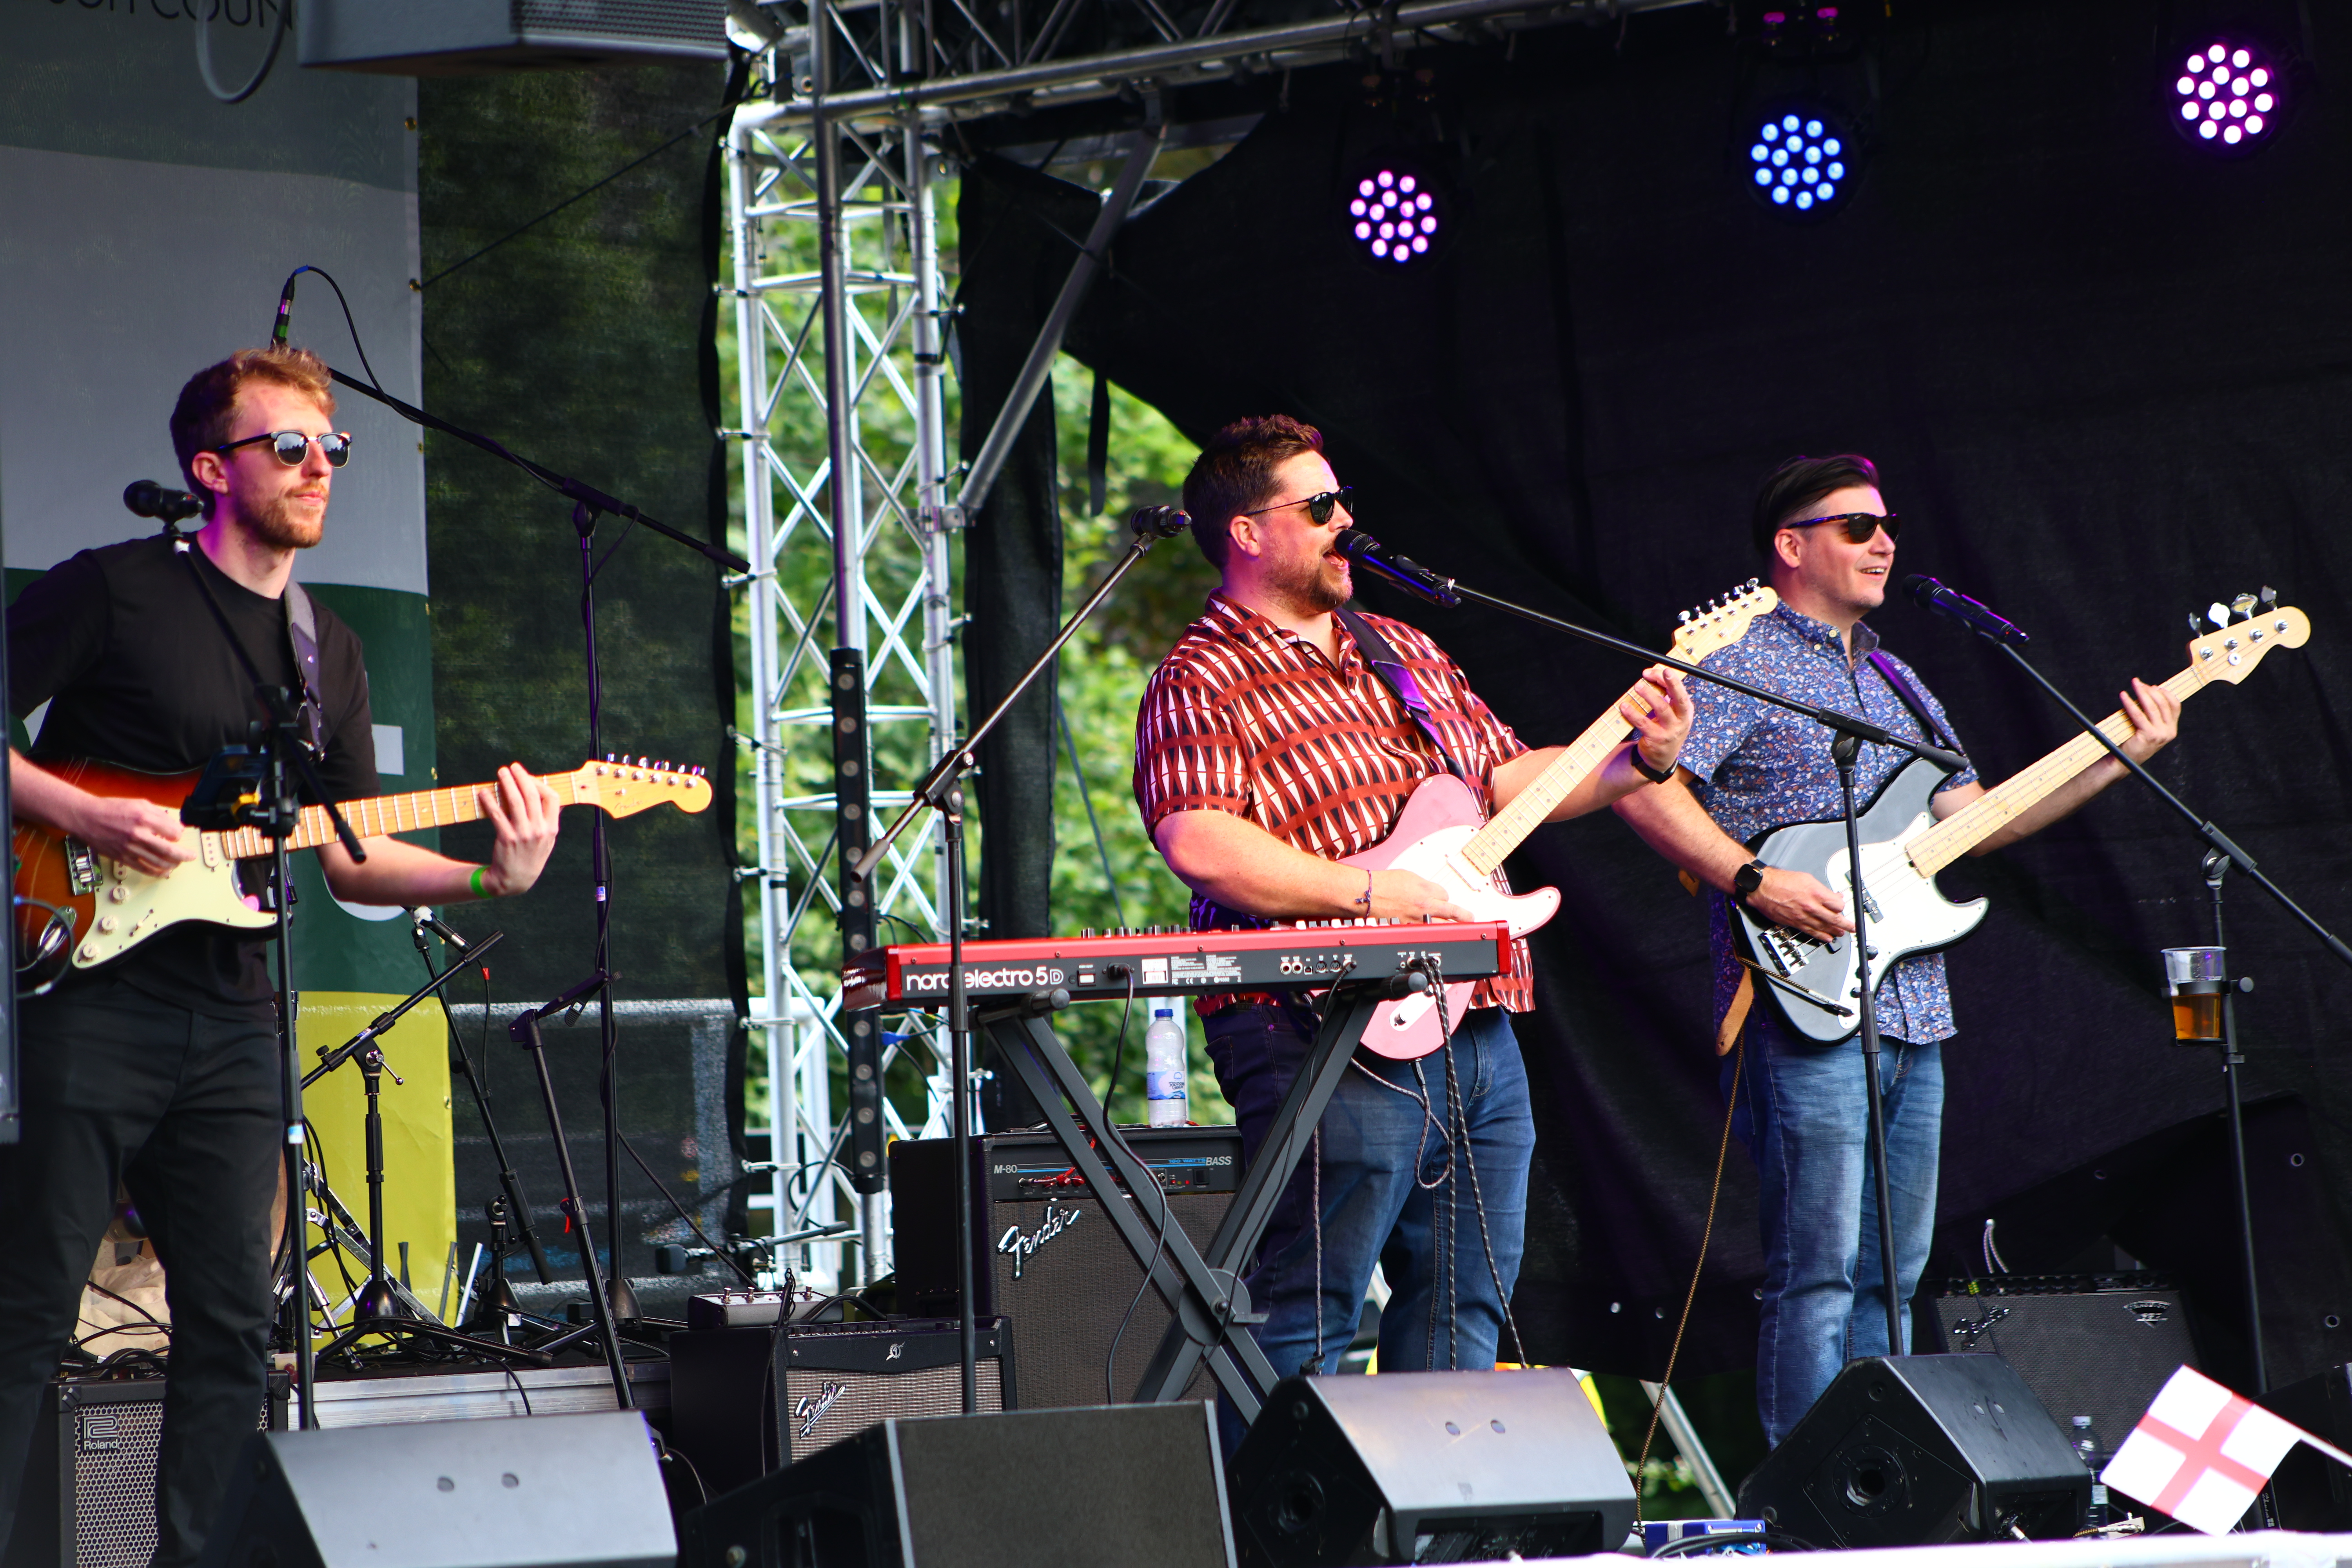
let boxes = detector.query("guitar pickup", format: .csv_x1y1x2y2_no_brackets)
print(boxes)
64,840,99,896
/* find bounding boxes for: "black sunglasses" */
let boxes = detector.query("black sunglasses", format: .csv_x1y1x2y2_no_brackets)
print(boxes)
1241,486,1354,526
1786,510,1900,543
215,430,354,468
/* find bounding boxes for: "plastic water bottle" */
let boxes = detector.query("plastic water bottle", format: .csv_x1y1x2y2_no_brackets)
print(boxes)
1144,1007,1189,1126
2072,1415,2111,1530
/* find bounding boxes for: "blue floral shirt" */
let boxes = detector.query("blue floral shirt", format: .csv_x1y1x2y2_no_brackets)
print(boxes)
1677,604,1980,1042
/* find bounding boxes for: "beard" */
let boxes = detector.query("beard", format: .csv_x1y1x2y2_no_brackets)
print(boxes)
1267,550,1350,616
242,487,326,550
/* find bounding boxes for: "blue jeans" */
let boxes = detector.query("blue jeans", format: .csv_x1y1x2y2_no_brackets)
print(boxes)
1205,1000,1534,1394
1730,1007,1945,1446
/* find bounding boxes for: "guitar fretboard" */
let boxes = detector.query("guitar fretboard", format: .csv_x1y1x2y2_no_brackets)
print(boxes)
205,771,592,859
1906,664,2205,877
1460,691,1645,877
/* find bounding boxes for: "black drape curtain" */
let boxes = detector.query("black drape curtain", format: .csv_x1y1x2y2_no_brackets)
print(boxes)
952,0,2352,1382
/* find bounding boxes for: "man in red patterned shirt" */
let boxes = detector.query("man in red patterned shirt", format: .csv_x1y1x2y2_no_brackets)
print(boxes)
1134,415,1690,1402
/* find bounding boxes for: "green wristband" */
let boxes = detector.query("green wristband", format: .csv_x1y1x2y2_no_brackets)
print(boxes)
470,866,487,899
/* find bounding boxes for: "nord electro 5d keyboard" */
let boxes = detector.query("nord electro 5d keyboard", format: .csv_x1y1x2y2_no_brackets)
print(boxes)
841,919,1510,1010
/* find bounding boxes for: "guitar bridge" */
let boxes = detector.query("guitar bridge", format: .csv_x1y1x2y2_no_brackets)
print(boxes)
64,840,99,896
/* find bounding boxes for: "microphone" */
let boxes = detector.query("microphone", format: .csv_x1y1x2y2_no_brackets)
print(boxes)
1331,528,1461,608
123,480,205,525
271,268,301,348
407,906,472,949
1129,504,1191,539
1902,574,2030,646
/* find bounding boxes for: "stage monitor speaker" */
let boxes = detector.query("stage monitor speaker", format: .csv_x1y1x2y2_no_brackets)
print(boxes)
6,1375,287,1568
2260,1364,2352,1530
1916,1274,2198,1458
680,1401,1236,1568
1226,1370,1636,1568
891,1126,1242,1410
1737,1354,2089,1548
191,1411,675,1568
668,1316,1011,1499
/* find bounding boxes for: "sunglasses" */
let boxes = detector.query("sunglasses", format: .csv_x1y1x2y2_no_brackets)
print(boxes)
1786,510,1900,543
214,430,354,468
1241,486,1354,526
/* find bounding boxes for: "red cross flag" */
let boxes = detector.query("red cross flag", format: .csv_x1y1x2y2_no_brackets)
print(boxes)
2101,1365,2352,1534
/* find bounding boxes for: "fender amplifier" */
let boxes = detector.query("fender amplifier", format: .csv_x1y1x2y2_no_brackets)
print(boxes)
668,1317,1010,1500
890,1126,1243,1411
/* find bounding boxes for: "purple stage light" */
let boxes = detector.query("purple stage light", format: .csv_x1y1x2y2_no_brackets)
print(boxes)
2173,38,2283,152
1746,103,1854,220
1349,164,1443,266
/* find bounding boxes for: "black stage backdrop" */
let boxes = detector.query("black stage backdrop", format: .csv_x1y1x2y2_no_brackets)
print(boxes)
965,0,2352,1382
418,65,750,1285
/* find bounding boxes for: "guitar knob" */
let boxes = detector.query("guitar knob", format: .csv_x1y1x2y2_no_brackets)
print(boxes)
96,916,118,935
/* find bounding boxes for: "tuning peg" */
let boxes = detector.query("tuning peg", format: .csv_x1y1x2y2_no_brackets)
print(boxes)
2230,593,2258,621
2189,612,2204,636
1747,577,1760,590
2207,603,2232,630
1679,608,1693,623
2259,586,2278,609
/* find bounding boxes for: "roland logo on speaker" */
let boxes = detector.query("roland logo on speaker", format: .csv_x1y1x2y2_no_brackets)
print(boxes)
76,1412,123,1454
995,1200,1081,1279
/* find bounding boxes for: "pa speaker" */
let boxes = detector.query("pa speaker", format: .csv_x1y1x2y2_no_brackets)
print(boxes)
1227,1370,1636,1568
2260,1364,2352,1530
681,1401,1235,1568
192,1411,676,1568
1737,1355,2089,1548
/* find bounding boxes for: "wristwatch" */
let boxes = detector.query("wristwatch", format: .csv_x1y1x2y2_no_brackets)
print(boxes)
1628,746,1675,785
1731,859,1768,905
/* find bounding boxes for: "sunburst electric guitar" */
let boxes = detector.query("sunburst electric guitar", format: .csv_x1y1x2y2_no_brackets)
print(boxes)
1341,581,1779,1059
1737,594,2310,1042
13,757,711,994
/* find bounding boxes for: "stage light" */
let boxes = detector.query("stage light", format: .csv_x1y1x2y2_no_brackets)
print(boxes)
1347,165,1444,266
2172,38,2284,153
1746,103,1855,220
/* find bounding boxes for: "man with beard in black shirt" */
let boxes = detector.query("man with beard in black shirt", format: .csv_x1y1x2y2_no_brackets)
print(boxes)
0,346,562,1566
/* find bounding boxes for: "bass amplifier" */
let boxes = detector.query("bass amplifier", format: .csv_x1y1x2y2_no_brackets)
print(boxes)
1915,1274,2199,1453
6,1375,289,1568
891,1125,1244,1411
667,1317,1010,1500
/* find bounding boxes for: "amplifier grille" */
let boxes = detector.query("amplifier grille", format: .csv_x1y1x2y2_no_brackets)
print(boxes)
782,1360,1002,1462
72,1401,165,1568
1925,1286,2197,1446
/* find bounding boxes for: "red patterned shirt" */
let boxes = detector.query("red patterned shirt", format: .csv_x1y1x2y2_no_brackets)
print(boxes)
1132,592,1534,1013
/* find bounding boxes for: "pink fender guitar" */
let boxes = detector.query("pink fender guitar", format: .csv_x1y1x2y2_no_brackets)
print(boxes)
1340,582,1778,1059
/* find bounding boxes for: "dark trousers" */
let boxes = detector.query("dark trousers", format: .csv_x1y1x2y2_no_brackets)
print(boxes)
0,980,282,1568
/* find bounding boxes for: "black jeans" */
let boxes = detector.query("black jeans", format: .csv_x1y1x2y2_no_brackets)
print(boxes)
0,980,281,1568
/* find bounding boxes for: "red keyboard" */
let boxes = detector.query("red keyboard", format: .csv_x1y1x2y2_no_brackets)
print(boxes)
841,920,1511,1010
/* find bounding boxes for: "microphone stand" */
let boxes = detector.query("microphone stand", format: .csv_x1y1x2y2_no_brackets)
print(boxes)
1955,614,2352,1394
851,506,1192,1412
1347,539,1959,1356
323,367,750,1322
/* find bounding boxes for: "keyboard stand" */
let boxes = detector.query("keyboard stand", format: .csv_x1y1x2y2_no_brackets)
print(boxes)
975,972,1423,1424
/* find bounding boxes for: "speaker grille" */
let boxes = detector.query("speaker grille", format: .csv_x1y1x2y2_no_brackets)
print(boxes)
71,1400,165,1568
782,1359,1003,1462
510,0,724,45
1925,1285,2196,1450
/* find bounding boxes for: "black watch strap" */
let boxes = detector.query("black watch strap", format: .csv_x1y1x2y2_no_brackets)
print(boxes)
1629,746,1675,785
1731,859,1768,904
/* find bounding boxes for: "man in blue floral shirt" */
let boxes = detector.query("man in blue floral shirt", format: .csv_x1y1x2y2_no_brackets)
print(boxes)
1615,454,2181,1444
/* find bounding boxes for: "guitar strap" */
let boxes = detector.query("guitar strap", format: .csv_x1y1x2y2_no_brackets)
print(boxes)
1334,607,1469,783
176,541,328,759
1866,649,1964,762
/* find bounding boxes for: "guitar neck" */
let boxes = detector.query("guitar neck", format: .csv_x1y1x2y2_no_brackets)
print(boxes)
1907,663,2204,876
205,771,592,859
1460,699,1633,877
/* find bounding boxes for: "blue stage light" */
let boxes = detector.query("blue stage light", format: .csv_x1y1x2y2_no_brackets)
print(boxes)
1747,102,1856,221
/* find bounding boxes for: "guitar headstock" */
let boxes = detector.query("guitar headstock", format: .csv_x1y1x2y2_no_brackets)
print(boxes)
1670,579,1780,661
567,756,714,817
2185,589,2308,686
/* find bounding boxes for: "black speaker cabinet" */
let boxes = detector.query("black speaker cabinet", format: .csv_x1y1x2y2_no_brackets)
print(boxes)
192,1411,675,1568
1737,1355,2090,1548
1227,1370,1636,1568
1916,1275,2199,1456
890,1126,1242,1410
680,1401,1236,1568
2260,1364,2352,1530
669,1317,1011,1499
5,1375,287,1568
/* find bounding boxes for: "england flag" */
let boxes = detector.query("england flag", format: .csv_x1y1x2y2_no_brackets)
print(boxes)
2101,1366,2352,1535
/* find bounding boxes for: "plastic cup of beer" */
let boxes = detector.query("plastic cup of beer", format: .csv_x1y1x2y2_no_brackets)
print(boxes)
2161,946,2227,1042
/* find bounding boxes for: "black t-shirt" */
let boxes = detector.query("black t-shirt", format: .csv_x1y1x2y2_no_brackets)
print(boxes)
9,535,378,1016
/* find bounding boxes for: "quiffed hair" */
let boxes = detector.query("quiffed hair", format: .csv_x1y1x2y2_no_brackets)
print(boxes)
1750,453,1880,559
1181,415,1325,570
170,346,338,514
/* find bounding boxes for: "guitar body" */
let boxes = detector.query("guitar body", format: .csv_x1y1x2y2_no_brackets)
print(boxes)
13,760,270,996
1338,773,1561,1060
1733,755,1988,1044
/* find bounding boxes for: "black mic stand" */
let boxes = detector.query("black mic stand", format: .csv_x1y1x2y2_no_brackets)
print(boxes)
1345,538,1961,1357
1954,607,2352,1395
852,506,1193,1412
320,368,750,1326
